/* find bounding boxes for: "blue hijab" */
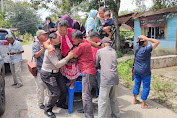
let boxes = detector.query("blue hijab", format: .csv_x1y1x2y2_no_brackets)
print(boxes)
85,10,98,36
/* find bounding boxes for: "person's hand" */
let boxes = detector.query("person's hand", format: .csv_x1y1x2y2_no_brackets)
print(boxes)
49,28,56,32
67,51,74,59
48,46,56,56
7,52,16,55
138,35,148,41
101,22,105,26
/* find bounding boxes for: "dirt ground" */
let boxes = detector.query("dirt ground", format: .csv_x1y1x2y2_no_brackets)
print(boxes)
151,66,177,113
152,66,177,79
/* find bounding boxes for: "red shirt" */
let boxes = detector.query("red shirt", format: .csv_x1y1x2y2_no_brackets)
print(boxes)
74,39,97,75
92,47,99,62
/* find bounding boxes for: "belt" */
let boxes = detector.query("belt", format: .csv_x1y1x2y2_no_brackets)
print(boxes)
41,68,59,73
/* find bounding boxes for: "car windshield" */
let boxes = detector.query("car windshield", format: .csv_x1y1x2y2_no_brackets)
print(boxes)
0,31,8,40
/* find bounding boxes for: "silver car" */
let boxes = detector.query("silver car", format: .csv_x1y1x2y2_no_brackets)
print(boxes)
0,54,5,116
0,28,16,72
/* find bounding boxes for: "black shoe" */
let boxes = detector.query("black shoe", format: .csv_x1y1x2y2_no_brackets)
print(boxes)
44,111,56,118
39,104,45,109
77,109,84,113
11,83,17,86
56,103,68,109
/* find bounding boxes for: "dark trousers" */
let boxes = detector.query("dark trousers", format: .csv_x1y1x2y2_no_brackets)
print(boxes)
40,70,67,112
82,73,96,118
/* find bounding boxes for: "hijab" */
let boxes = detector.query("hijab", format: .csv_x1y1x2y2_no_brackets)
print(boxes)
85,10,98,36
61,14,75,28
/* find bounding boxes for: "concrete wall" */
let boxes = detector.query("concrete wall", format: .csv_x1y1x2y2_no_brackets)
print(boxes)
134,18,141,45
151,55,177,69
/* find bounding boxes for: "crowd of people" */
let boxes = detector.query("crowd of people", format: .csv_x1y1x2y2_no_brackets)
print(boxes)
5,6,160,118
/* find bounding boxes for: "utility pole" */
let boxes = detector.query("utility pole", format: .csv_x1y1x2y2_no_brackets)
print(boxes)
1,0,4,12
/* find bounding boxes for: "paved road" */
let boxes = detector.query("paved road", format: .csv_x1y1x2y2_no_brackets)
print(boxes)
2,44,177,118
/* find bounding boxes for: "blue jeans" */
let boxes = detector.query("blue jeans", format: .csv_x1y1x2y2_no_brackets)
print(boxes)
133,74,151,100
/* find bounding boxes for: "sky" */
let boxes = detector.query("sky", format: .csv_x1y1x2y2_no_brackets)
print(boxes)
39,0,153,21
119,0,153,12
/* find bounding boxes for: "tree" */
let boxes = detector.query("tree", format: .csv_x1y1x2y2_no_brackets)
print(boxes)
150,0,177,10
0,11,11,28
6,1,41,35
135,0,177,11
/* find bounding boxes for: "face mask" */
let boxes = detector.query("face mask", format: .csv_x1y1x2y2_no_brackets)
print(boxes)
54,43,61,49
46,20,50,23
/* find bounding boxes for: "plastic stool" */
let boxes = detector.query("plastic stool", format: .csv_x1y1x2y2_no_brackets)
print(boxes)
67,73,82,114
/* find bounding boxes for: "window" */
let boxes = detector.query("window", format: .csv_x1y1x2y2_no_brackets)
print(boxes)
143,26,166,39
0,31,8,40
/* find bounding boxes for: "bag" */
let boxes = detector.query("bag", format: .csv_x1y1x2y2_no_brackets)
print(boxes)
27,57,37,76
132,47,141,81
27,42,40,76
27,60,37,76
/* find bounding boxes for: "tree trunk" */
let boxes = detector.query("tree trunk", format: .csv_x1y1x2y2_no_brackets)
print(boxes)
113,0,121,50
105,0,121,50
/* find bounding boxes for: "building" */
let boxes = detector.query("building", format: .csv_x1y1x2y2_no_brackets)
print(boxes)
134,6,177,55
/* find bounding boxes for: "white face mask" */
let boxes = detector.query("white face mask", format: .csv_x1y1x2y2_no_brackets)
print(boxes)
46,20,50,23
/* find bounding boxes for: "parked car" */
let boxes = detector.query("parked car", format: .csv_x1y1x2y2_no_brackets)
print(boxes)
0,28,17,72
0,54,5,116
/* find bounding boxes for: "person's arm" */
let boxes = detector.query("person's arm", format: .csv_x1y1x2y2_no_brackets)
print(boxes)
33,46,45,58
95,50,101,69
15,51,24,54
7,51,24,55
138,35,160,50
86,39,103,48
43,39,56,55
48,51,74,69
16,42,24,54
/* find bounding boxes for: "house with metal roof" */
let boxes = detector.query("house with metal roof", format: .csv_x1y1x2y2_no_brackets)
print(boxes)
134,5,177,55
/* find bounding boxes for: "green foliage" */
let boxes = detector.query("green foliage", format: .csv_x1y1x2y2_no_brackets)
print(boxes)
21,32,33,45
120,28,134,38
118,59,134,88
150,0,177,10
74,15,88,27
6,1,41,35
119,10,133,16
135,0,177,11
0,11,11,28
116,50,123,58
54,0,72,15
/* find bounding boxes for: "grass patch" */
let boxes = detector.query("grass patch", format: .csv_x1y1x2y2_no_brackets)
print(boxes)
151,75,176,101
118,59,134,88
21,40,33,45
116,50,123,58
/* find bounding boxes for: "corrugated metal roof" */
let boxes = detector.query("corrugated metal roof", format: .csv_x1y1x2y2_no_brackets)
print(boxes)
134,5,177,19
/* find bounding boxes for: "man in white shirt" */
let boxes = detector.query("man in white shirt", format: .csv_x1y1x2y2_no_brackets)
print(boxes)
6,34,24,88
